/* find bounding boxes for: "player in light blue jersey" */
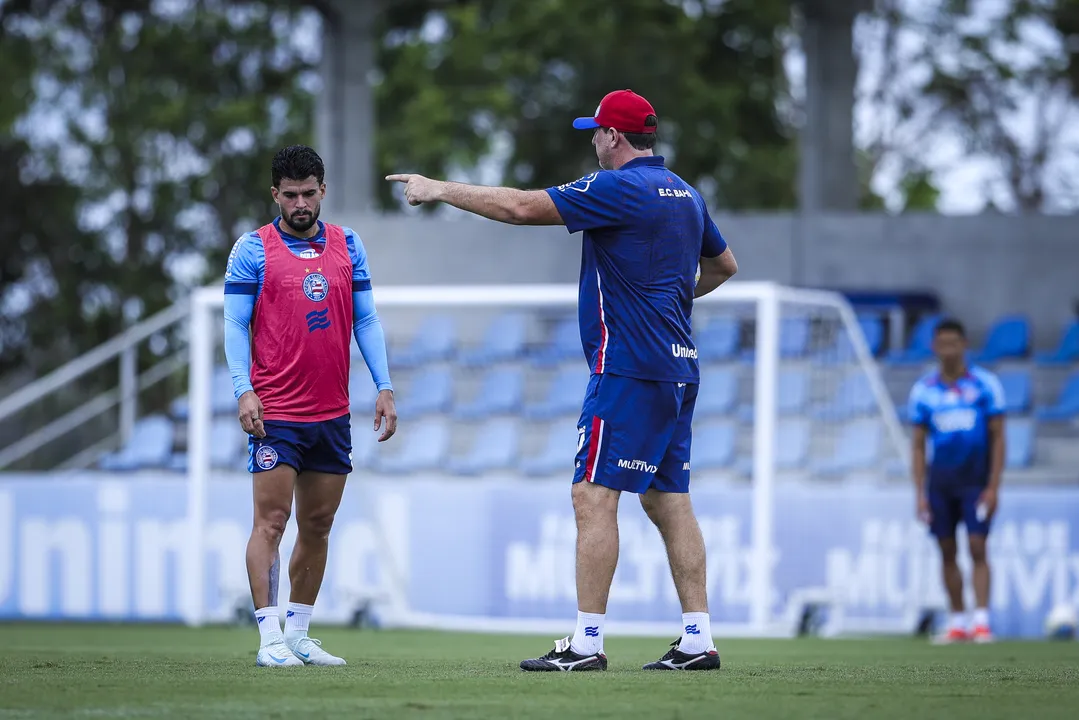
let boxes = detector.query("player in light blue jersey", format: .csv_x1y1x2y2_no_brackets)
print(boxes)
387,89,738,671
908,318,1006,644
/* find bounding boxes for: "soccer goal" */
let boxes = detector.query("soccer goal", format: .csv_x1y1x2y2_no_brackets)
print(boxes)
184,281,915,637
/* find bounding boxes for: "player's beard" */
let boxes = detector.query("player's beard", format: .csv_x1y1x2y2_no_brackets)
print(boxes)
287,204,320,233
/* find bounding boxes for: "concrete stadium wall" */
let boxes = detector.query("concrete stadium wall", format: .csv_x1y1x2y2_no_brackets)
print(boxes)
340,212,1078,347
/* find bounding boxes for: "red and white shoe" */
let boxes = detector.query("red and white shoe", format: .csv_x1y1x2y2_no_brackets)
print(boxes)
971,625,994,644
932,627,969,645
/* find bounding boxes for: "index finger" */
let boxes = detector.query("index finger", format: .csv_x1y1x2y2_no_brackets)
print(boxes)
385,174,412,183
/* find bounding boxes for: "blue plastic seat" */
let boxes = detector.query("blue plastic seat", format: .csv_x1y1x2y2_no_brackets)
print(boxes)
1035,321,1079,367
886,314,941,366
455,367,524,419
170,365,236,419
349,417,382,470
1034,373,1079,422
394,367,454,418
741,317,811,362
520,422,580,477
736,418,811,476
695,316,740,362
391,316,457,368
691,421,737,470
812,372,876,421
809,419,881,477
996,369,1031,414
99,415,175,471
971,315,1029,363
737,368,809,422
376,419,450,474
531,316,582,367
210,416,246,469
349,369,379,411
817,315,884,364
459,313,528,367
523,366,590,420
448,420,520,475
695,367,739,417
1005,418,1035,469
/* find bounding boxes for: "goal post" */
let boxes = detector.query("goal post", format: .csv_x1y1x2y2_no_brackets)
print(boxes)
185,281,911,635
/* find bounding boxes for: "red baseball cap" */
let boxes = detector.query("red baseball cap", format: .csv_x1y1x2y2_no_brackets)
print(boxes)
572,90,658,134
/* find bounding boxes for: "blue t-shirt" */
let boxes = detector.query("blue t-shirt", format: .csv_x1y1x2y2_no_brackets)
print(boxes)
223,217,371,294
908,367,1006,487
545,156,728,384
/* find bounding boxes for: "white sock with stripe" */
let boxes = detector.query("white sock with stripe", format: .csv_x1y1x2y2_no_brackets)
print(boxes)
284,602,313,643
570,611,605,656
679,612,714,654
254,607,281,646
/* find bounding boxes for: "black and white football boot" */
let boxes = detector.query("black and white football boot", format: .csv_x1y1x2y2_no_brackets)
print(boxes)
642,638,721,671
520,636,607,672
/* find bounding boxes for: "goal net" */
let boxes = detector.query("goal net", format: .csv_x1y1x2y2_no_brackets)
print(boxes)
183,281,917,637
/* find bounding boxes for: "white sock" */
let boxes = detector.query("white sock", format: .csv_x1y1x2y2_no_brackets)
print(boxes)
284,602,313,641
972,607,990,628
679,612,714,654
569,611,605,656
254,606,281,645
949,611,968,632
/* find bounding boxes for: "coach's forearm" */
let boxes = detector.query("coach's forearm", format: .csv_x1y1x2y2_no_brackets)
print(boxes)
435,182,530,224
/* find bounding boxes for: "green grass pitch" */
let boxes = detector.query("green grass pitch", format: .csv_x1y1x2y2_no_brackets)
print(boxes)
1,624,1078,719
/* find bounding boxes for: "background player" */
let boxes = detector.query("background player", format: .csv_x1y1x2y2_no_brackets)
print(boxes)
224,145,396,667
909,318,1006,644
387,90,738,671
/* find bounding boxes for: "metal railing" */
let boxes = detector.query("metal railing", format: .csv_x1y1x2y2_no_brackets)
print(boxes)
0,301,192,470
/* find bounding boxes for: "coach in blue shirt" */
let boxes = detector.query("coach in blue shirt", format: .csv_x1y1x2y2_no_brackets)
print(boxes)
388,89,738,672
908,318,1006,644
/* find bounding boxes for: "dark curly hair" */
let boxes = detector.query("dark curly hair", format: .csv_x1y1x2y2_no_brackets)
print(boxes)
271,145,325,187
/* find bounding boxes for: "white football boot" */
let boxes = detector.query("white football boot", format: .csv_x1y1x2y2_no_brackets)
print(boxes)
256,636,304,667
286,635,347,666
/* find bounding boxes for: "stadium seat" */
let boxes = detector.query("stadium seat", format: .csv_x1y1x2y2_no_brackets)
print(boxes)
695,315,741,362
210,416,246,469
970,315,1029,363
448,420,520,475
690,421,737,470
695,367,739,417
1034,373,1079,422
811,372,876,421
394,367,454,418
454,367,524,419
375,418,450,474
531,316,583,367
519,422,579,477
348,369,378,411
741,317,811,362
736,418,811,476
809,419,881,477
391,316,457,368
170,365,236,419
99,415,175,471
886,313,940,366
997,369,1032,414
815,315,884,364
458,313,529,367
1005,418,1035,469
738,368,809,421
1034,320,1079,367
523,366,590,420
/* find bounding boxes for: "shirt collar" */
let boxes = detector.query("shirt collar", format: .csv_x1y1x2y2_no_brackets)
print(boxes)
618,155,665,170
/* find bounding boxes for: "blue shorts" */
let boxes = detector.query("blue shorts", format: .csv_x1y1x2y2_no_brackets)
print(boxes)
248,414,352,475
573,373,698,494
928,484,991,539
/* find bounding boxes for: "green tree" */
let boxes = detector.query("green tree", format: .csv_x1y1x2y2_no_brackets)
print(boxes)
375,0,798,211
0,0,319,377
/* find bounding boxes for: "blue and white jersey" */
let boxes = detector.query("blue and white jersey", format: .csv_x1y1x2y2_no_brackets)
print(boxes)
908,366,1006,487
544,156,728,384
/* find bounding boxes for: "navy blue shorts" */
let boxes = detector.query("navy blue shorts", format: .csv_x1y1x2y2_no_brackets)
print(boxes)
928,484,991,539
248,414,352,475
573,373,698,494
